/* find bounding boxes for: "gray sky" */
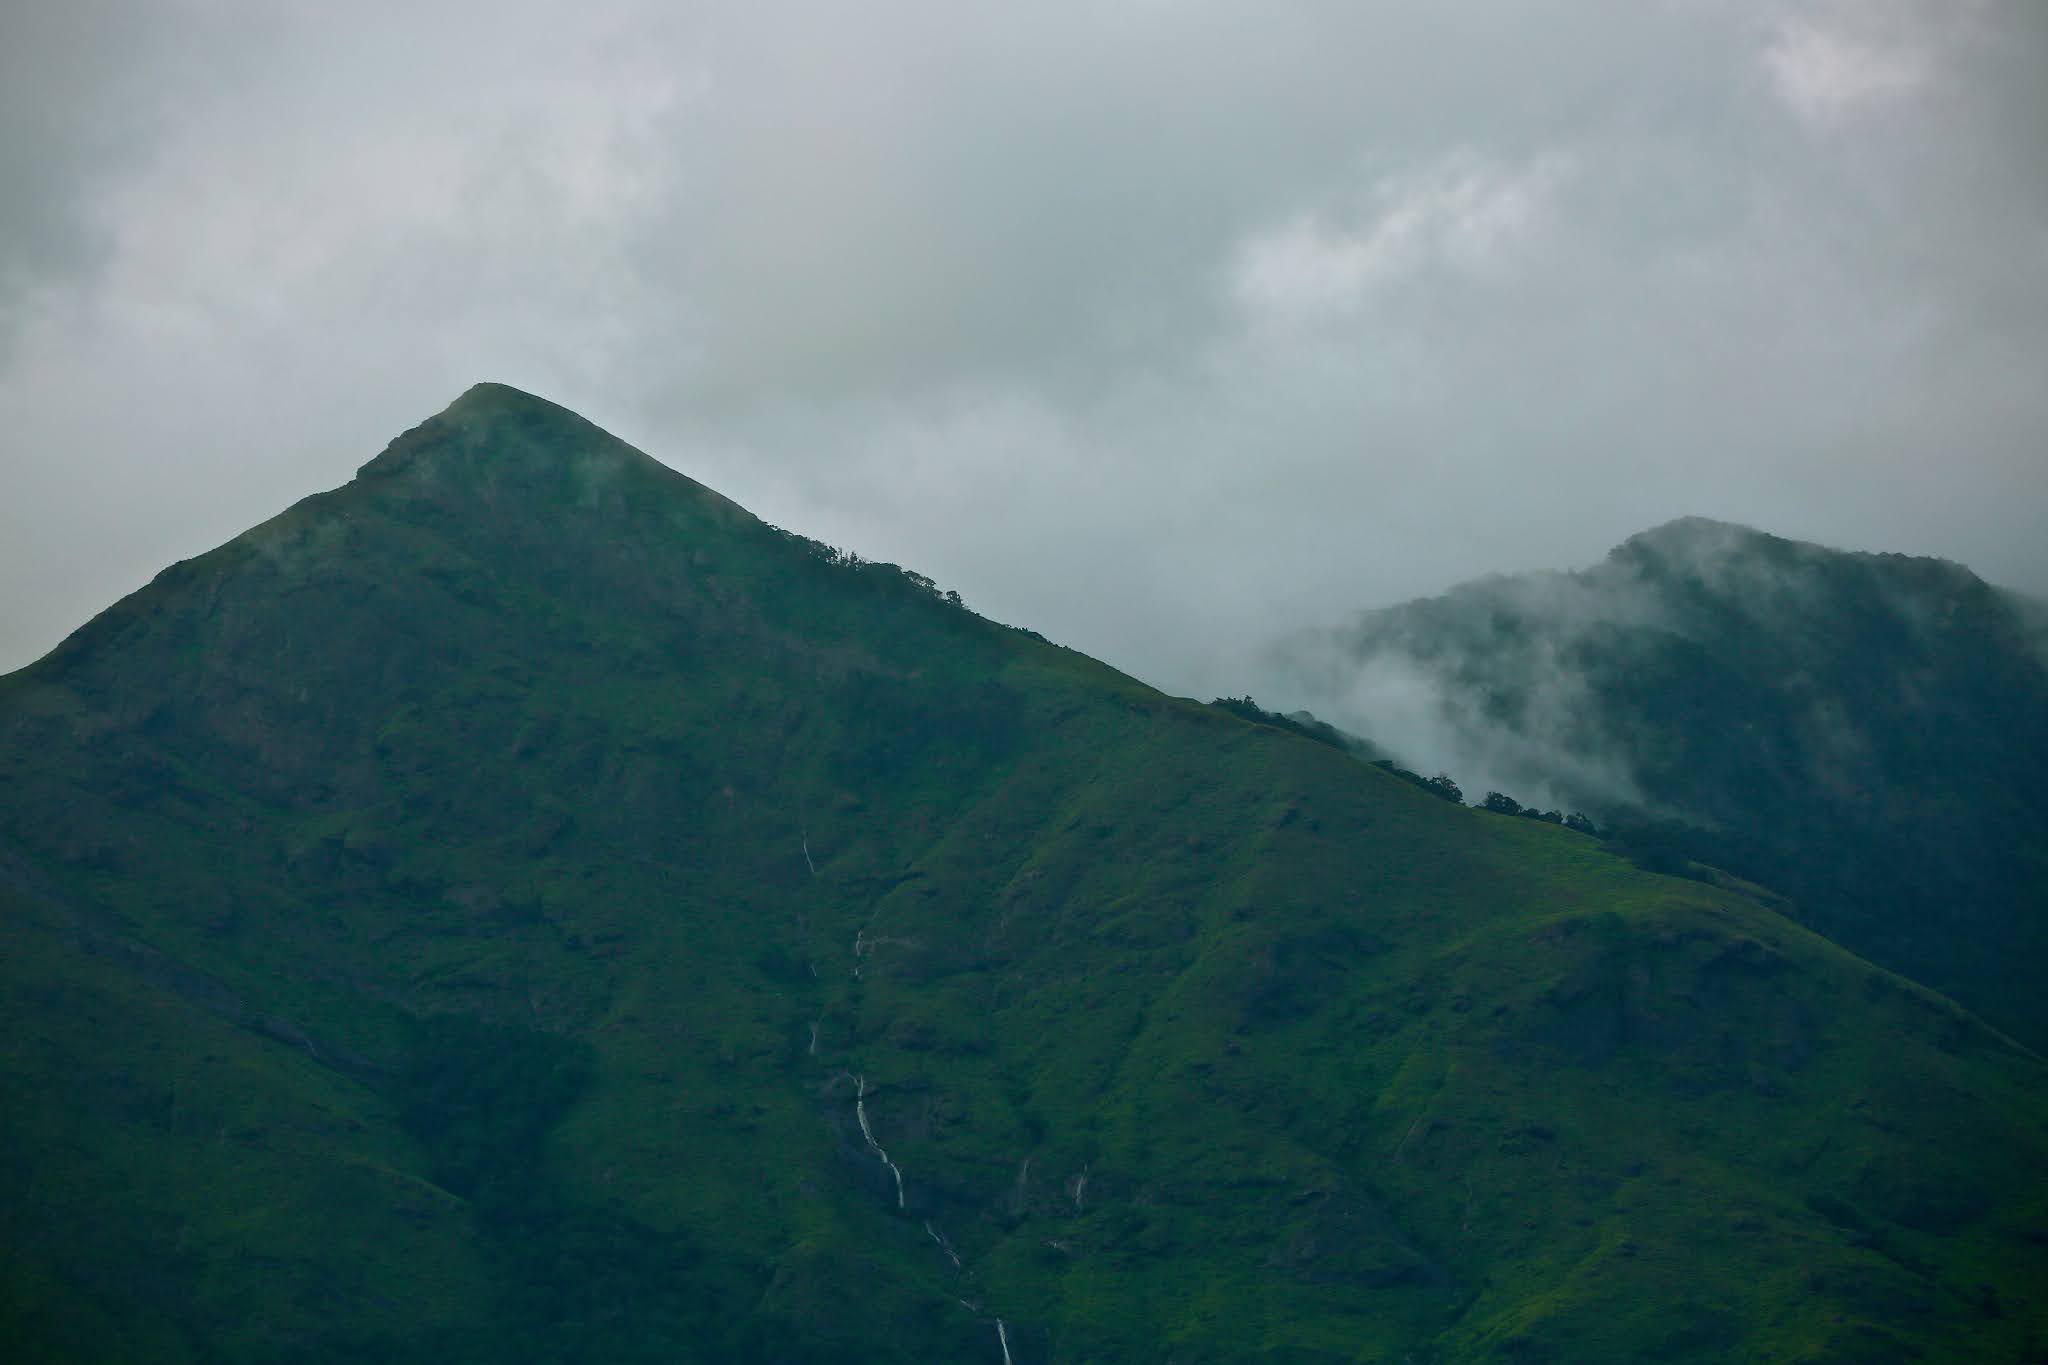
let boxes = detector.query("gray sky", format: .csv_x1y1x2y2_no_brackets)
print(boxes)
3,0,2044,696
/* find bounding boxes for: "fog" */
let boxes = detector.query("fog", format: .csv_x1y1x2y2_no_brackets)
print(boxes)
4,1,2044,696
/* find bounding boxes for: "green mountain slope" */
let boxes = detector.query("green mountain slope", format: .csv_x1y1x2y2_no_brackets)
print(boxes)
3,388,2045,1362
1276,516,2048,1051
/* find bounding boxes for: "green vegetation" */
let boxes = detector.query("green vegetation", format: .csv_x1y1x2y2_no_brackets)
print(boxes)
2,386,2044,1361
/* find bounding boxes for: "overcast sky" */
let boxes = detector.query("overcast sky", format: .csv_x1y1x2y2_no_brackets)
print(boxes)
3,0,2043,695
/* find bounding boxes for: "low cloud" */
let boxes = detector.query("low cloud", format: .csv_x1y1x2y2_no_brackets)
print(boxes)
1264,560,1675,811
1763,18,1933,127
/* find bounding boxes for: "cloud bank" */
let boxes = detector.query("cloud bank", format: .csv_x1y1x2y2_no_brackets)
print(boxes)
3,0,2044,695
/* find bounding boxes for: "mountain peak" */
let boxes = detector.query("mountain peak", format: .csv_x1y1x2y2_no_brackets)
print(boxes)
436,380,582,426
1604,516,1822,582
1632,513,1755,538
1613,515,1772,557
356,381,625,482
345,384,753,531
1609,517,1988,599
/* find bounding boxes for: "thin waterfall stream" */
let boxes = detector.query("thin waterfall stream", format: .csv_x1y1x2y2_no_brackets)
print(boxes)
851,1074,905,1208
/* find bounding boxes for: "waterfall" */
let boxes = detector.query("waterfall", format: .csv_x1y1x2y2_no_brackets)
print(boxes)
853,1075,905,1208
924,1220,963,1269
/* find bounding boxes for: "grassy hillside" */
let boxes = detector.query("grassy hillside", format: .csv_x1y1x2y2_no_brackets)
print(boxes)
3,386,2044,1361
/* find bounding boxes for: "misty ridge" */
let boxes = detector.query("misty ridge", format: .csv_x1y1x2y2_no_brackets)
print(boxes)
1262,514,2048,818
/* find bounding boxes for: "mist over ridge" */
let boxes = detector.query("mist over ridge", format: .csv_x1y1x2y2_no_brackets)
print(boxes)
1264,515,2039,804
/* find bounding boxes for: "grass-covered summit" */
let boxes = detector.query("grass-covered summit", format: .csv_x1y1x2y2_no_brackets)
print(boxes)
3,386,2044,1362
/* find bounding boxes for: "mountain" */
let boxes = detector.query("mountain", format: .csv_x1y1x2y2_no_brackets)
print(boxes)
1271,517,2048,1054
3,391,2045,1363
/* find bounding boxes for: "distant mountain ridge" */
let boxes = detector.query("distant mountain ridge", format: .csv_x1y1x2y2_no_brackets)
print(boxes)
3,391,2045,1362
1275,516,2048,1049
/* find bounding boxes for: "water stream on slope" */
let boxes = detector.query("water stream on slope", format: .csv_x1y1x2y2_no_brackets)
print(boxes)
838,908,1025,1360
851,1074,905,1208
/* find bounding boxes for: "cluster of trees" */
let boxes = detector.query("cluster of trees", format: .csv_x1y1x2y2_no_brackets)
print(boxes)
1479,790,1601,836
1366,762,1606,837
770,526,968,608
1371,760,1464,805
1208,696,1355,753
